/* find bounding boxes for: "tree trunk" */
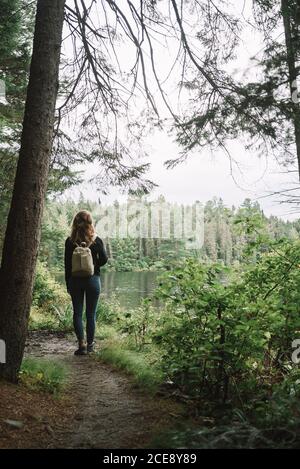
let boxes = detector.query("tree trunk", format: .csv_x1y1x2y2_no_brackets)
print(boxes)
142,237,148,257
106,238,113,260
0,0,65,382
281,0,300,181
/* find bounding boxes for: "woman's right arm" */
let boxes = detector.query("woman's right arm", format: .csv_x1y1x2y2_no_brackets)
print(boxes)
64,238,72,292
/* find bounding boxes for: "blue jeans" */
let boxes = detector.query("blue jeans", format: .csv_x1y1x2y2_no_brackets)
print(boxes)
69,275,101,344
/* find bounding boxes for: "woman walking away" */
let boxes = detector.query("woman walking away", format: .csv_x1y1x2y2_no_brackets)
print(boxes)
64,210,108,355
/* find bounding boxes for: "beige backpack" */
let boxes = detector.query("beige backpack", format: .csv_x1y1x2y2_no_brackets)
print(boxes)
72,241,94,277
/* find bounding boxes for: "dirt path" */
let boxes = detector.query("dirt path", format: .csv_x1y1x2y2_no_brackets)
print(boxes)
24,331,182,448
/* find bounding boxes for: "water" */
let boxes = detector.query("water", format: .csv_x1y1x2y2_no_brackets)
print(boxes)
100,271,160,309
55,270,161,310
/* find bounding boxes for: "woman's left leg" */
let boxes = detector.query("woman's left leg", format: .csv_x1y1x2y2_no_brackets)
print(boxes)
69,277,86,355
85,275,101,348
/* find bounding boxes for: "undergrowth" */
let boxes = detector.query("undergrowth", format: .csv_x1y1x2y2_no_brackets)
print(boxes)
20,358,68,395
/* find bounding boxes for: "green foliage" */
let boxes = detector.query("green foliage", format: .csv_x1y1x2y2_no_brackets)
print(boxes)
95,297,163,391
32,260,69,315
152,419,300,448
30,260,72,331
52,304,74,331
116,299,158,350
38,197,299,274
39,202,71,271
20,358,68,395
109,237,142,271
154,260,233,400
153,368,300,448
96,294,122,324
153,239,300,403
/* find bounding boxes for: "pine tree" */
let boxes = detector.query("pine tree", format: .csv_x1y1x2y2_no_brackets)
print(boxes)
0,0,65,382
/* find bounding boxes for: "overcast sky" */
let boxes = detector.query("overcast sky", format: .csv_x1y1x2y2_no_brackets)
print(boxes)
60,0,300,221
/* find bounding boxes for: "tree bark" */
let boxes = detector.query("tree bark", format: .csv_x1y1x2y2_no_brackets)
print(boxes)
0,0,65,382
281,0,300,180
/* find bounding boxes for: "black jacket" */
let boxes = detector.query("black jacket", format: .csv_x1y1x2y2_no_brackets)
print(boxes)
64,236,108,288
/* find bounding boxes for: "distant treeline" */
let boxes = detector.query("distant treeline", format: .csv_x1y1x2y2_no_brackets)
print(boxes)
37,196,300,272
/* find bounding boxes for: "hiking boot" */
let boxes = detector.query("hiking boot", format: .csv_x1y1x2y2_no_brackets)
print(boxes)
74,345,87,356
87,342,95,353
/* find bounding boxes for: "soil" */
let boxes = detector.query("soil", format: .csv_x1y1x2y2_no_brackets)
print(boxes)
0,331,183,449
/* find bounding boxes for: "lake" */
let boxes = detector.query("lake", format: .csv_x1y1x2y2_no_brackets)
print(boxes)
100,270,161,309
55,270,161,310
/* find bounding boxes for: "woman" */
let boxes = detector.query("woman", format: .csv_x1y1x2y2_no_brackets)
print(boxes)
64,210,108,355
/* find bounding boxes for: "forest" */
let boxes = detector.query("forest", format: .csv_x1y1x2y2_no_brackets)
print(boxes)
1,0,300,452
38,196,300,272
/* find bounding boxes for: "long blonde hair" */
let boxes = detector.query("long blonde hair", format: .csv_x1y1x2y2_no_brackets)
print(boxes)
70,210,96,246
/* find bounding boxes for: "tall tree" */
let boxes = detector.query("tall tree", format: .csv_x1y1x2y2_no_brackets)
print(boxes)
0,0,65,382
281,0,300,177
0,0,33,250
0,0,80,253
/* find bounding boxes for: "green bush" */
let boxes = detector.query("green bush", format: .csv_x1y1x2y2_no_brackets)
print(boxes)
29,260,71,330
153,241,300,403
115,299,158,350
32,260,69,315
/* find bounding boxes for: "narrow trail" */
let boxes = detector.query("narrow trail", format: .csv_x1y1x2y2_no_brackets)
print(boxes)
24,332,181,449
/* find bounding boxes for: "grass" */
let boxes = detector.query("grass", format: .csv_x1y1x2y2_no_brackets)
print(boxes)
95,298,165,392
29,305,74,332
20,358,69,395
95,324,117,340
97,326,163,393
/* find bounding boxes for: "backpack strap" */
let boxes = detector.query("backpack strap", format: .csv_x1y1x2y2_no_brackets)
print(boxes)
73,239,95,248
